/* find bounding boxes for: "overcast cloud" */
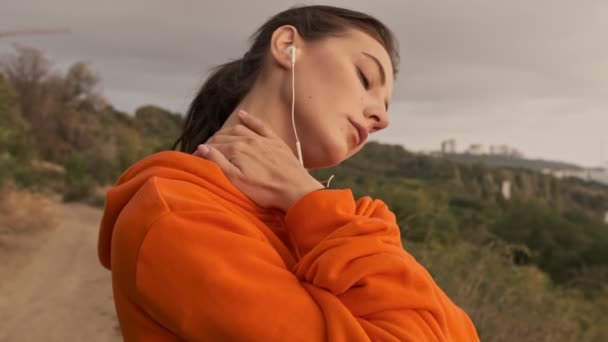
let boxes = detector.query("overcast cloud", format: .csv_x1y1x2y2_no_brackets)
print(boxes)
1,0,607,166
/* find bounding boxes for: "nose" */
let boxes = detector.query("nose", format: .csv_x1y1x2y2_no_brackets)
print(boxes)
364,105,389,133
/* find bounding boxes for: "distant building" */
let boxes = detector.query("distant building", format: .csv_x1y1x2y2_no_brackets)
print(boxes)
441,139,457,154
489,145,509,155
466,144,485,155
489,144,524,158
501,180,511,200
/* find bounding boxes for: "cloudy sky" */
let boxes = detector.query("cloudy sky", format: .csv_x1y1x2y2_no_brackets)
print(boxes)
1,0,607,166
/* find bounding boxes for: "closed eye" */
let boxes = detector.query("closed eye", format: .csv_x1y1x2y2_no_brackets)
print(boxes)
357,68,370,90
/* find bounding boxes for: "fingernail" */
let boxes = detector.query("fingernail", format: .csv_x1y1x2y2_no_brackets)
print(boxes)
238,110,248,118
197,144,209,156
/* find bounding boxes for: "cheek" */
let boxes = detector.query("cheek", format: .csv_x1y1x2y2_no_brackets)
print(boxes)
299,58,358,96
295,62,362,134
298,78,360,116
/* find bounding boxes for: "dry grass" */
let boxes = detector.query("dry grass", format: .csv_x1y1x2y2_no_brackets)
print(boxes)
0,184,60,281
0,183,58,238
30,159,66,174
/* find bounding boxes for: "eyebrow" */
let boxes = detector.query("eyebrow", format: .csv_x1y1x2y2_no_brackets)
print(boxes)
362,51,389,111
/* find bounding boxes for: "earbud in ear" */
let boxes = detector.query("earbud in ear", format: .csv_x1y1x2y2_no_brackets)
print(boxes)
286,45,296,65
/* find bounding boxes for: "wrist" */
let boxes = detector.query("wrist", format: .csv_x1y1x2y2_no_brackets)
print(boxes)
281,180,325,212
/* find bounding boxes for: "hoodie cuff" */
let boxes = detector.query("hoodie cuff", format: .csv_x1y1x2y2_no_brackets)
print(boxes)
284,188,357,258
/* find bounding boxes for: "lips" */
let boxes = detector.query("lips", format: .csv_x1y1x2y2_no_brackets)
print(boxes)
349,119,369,148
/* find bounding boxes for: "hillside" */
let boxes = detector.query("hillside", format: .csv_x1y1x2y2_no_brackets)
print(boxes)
2,46,608,341
438,152,584,171
311,142,608,290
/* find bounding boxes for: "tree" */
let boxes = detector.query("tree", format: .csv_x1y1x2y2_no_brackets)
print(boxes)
62,61,106,112
1,45,109,163
0,45,51,122
0,75,36,186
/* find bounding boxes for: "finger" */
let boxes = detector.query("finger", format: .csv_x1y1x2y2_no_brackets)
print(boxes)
195,144,241,175
238,110,278,139
211,127,257,141
207,133,253,145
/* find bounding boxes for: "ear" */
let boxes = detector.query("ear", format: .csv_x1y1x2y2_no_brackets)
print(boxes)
269,25,301,70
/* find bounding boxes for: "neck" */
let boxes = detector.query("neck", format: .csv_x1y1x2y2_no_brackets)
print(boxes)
220,72,301,164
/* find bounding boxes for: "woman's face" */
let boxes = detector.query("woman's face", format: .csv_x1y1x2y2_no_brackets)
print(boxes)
294,28,394,169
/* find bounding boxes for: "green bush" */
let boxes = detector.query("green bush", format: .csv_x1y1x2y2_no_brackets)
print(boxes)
63,156,94,202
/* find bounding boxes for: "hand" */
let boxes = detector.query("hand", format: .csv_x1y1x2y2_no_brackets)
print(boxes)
193,110,325,212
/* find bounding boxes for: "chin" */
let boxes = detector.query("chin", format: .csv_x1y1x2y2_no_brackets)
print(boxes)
304,140,350,169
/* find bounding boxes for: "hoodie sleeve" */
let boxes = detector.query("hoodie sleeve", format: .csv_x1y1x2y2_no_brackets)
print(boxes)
133,188,479,342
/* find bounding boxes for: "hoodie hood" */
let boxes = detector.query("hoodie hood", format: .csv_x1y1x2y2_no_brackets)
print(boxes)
97,151,282,269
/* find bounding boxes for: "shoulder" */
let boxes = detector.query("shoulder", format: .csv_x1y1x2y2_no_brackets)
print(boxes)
110,176,236,278
130,176,227,217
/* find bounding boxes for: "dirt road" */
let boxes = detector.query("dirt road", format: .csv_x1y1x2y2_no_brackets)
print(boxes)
0,201,122,342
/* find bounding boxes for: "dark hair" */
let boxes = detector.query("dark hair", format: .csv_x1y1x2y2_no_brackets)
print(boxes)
172,5,400,153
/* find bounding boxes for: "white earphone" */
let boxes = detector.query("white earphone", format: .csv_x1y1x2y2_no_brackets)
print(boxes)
287,45,296,66
285,44,334,188
285,45,303,167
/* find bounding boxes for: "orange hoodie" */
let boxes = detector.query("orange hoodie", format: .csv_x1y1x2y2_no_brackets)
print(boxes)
98,151,479,341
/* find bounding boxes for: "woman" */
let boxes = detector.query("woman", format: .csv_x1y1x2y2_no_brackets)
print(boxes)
98,5,479,341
